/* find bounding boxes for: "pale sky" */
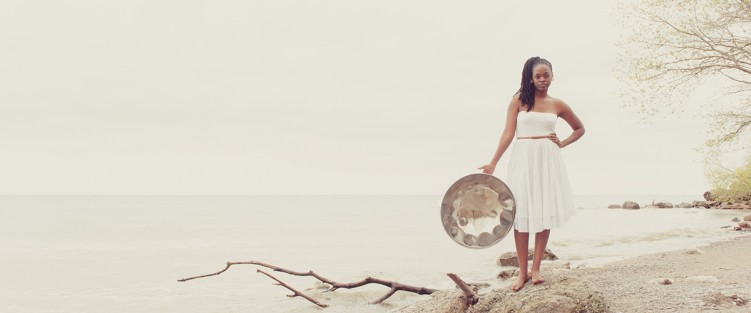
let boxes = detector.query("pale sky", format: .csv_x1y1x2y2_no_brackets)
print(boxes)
0,0,718,195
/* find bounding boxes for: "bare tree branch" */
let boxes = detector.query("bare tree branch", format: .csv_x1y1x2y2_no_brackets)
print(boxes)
714,111,751,144
178,261,262,282
720,71,751,85
370,288,398,305
256,269,329,308
178,260,438,305
619,0,751,150
447,273,480,306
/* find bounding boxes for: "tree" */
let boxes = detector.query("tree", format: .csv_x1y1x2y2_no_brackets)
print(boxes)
618,0,751,149
705,152,751,201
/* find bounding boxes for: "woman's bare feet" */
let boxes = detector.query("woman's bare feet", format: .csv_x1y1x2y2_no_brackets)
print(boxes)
509,274,530,292
530,270,545,284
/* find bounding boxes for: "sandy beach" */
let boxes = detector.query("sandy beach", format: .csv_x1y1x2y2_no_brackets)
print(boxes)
573,233,751,312
398,232,750,313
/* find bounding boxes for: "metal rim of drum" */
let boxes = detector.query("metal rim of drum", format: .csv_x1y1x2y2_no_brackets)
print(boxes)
440,173,516,249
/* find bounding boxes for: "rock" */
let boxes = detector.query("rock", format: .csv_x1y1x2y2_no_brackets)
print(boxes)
538,249,559,261
497,249,559,267
719,202,734,210
399,270,609,313
466,282,490,291
704,191,714,201
685,248,704,255
622,201,640,210
732,217,741,222
677,202,693,208
496,269,517,280
703,292,748,308
693,200,710,208
654,201,674,208
744,215,751,222
497,252,519,267
648,277,673,285
738,221,751,229
497,263,570,279
738,204,751,210
607,204,620,209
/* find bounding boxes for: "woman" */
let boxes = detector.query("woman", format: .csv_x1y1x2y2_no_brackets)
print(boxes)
478,57,585,292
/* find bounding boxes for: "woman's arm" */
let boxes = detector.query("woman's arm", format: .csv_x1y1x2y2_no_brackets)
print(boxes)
478,98,520,175
558,101,584,148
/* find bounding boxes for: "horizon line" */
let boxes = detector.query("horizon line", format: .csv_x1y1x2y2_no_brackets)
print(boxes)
0,193,705,197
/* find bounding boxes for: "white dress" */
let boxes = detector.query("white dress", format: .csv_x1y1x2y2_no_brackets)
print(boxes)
506,111,575,233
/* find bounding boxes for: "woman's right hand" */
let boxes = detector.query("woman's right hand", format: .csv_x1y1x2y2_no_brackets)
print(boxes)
478,164,496,175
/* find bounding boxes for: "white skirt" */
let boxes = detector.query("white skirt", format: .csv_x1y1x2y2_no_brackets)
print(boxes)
506,139,575,233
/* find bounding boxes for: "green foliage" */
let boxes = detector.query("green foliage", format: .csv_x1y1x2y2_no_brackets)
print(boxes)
705,155,751,202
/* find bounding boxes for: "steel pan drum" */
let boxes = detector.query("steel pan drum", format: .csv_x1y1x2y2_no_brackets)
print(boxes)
441,173,516,249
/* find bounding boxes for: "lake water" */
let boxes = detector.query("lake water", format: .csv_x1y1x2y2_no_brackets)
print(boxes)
1,195,746,313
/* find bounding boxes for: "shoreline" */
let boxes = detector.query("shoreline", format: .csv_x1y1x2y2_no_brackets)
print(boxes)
572,233,751,312
398,216,750,312
568,208,751,269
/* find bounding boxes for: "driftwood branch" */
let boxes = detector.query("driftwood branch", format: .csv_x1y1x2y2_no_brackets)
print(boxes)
326,276,436,304
371,287,398,305
256,269,328,308
447,273,479,306
178,260,437,304
178,261,261,282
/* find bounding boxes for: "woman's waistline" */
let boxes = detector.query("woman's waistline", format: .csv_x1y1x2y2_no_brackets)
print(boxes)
516,135,549,140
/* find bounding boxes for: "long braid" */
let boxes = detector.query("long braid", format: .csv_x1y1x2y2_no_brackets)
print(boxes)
516,57,552,111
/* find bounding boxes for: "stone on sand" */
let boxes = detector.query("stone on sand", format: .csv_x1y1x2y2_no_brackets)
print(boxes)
497,249,559,267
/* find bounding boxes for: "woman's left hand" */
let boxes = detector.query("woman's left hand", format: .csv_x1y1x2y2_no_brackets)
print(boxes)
547,133,563,148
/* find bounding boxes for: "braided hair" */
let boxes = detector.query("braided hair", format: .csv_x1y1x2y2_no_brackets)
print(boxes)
517,57,553,112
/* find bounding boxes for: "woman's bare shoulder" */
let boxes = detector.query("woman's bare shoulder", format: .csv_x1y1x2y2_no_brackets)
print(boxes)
552,98,577,118
508,94,523,111
510,92,522,102
549,97,571,112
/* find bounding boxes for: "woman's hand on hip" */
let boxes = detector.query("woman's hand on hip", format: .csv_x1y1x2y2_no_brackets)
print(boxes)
547,133,563,148
478,164,496,175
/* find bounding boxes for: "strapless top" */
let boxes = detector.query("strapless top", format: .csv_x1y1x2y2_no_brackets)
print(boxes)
516,111,557,137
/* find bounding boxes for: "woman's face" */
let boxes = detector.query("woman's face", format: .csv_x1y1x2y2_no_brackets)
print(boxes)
531,64,553,92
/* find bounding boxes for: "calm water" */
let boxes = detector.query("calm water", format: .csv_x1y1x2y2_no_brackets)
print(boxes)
1,195,746,313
